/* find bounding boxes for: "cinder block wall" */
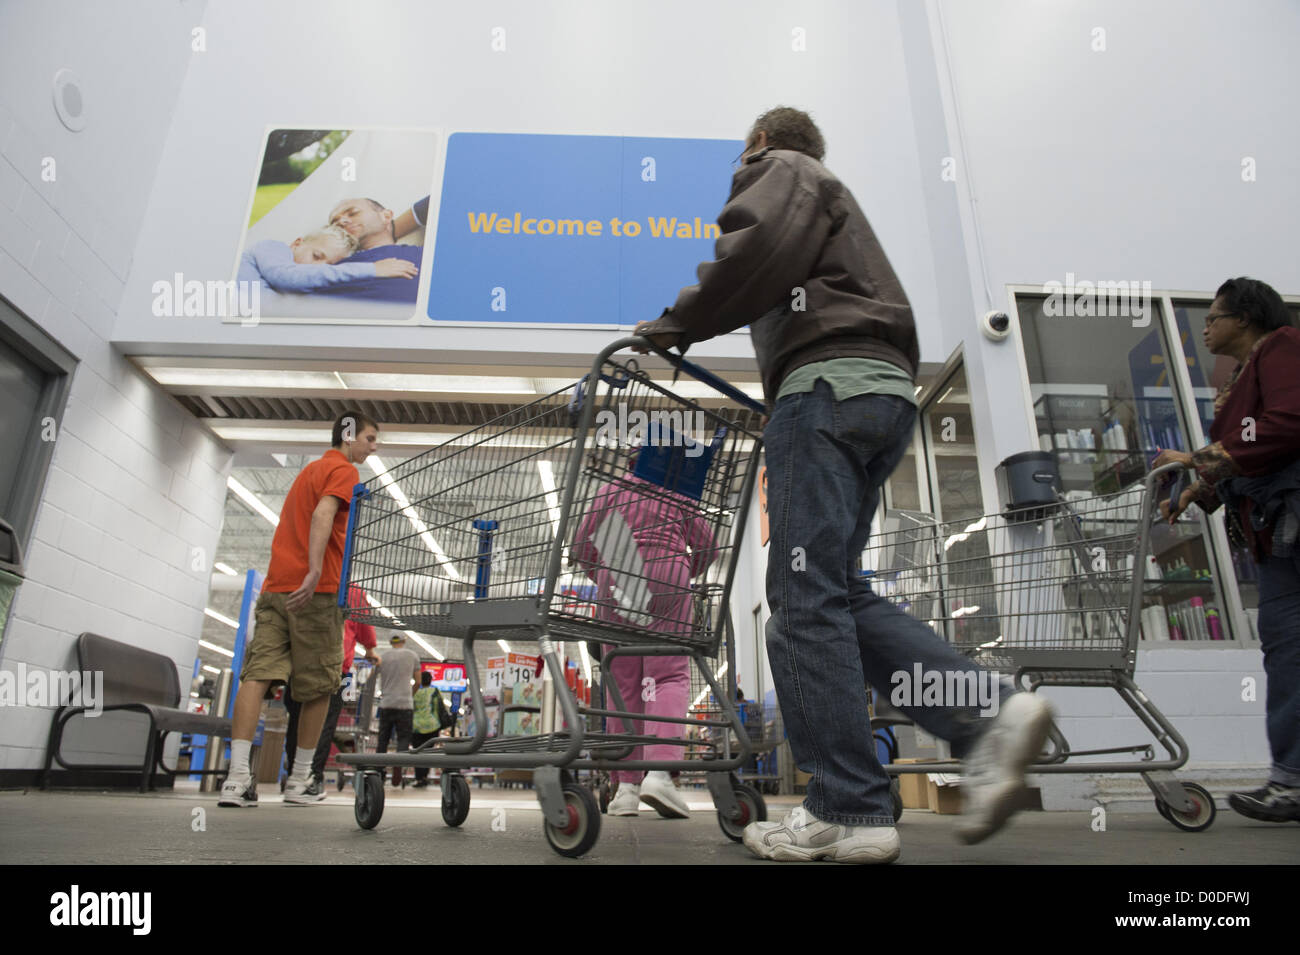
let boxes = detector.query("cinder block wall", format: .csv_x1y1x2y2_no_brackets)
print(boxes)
0,0,229,774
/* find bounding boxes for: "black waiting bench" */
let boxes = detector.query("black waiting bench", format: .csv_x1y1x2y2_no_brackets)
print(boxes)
41,632,233,792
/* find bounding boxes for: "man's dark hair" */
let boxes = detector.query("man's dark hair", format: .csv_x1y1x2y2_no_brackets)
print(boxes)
421,671,432,687
749,106,826,162
332,410,379,447
1215,277,1293,332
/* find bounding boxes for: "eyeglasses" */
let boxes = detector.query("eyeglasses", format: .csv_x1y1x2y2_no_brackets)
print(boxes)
1204,312,1236,329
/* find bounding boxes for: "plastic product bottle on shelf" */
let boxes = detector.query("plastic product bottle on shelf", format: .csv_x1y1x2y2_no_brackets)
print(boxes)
1204,604,1225,640
1145,555,1162,581
1167,608,1184,641
1185,600,1201,647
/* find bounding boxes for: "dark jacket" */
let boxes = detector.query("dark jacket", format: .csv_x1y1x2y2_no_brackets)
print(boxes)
643,147,919,407
1218,458,1300,560
1191,326,1300,559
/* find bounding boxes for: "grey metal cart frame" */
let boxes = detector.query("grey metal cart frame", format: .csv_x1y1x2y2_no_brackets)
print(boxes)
865,462,1217,831
335,337,767,856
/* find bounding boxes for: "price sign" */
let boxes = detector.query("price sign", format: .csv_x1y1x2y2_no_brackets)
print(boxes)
485,652,541,691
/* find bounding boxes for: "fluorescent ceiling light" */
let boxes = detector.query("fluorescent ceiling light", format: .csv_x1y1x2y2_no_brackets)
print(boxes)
367,456,463,581
147,367,542,395
204,608,239,629
360,594,444,661
202,664,222,675
227,476,280,526
537,460,561,538
149,369,341,389
648,379,765,402
214,562,238,576
691,662,728,708
404,630,444,661
199,638,235,657
578,642,592,683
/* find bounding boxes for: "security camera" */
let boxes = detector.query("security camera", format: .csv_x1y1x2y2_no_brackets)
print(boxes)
980,310,1011,342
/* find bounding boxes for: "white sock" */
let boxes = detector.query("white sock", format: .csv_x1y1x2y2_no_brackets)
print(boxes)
229,739,252,780
290,747,314,781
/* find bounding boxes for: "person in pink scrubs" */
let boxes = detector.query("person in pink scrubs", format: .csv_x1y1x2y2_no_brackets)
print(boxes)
572,469,717,817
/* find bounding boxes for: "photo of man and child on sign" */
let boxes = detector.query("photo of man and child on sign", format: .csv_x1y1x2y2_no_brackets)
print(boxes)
235,127,440,322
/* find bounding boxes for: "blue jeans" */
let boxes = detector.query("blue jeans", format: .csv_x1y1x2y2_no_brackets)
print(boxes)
764,381,1005,825
1256,552,1300,786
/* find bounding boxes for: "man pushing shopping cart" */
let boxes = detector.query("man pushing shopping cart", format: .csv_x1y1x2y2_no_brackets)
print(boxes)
635,106,1054,864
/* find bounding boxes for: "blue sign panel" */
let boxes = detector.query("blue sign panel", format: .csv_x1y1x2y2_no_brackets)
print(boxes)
427,133,741,325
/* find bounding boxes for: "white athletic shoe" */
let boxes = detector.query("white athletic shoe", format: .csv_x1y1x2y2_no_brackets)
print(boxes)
956,692,1053,844
608,783,641,816
639,771,690,819
743,807,900,864
217,774,258,808
283,774,327,805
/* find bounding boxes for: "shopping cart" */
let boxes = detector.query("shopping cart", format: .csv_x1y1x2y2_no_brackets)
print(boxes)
863,462,1216,831
335,337,767,856
327,660,377,791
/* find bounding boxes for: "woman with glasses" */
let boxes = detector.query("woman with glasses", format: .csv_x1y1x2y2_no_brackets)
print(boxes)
1153,276,1300,823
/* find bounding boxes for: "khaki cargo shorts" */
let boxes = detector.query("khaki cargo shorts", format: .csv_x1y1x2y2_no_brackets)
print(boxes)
240,591,344,703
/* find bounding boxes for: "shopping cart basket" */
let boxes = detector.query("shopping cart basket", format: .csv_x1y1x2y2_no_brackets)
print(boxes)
862,462,1216,831
335,337,767,856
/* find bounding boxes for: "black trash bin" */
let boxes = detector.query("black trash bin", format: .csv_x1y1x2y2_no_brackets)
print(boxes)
995,451,1062,515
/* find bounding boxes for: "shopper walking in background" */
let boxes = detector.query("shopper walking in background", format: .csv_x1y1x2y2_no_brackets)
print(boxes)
219,411,380,808
283,584,379,795
636,106,1053,862
571,464,717,818
374,632,421,787
411,671,451,788
1155,276,1300,822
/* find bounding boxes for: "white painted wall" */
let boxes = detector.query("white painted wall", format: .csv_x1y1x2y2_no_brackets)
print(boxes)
112,0,947,367
923,0,1296,785
0,0,232,773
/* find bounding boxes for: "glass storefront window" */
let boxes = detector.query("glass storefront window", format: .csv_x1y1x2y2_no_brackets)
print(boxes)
1014,293,1238,643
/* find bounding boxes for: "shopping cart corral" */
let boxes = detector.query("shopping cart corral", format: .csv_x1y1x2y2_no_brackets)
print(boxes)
335,337,766,856
863,463,1216,831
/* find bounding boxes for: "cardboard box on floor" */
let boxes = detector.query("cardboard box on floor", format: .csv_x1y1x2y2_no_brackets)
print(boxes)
893,758,935,809
927,773,962,814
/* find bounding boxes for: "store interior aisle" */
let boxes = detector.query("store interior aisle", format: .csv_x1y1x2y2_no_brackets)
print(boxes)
1,790,1294,865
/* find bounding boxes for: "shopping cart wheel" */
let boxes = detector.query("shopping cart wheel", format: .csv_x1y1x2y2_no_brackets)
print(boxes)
543,782,601,858
354,772,385,830
336,773,346,791
717,782,766,842
597,782,611,815
441,773,471,827
890,779,904,823
1157,783,1216,832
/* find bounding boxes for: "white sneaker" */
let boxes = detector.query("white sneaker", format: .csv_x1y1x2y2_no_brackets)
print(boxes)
283,774,327,805
218,774,258,808
639,771,689,819
608,783,641,816
956,692,1053,844
743,807,900,864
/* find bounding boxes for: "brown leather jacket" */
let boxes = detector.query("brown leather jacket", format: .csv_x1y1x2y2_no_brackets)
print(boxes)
643,147,919,407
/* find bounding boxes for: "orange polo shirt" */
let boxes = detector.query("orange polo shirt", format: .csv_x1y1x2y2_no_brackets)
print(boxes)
263,449,361,594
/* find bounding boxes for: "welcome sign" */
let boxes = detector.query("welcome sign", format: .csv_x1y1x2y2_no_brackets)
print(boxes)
426,132,742,325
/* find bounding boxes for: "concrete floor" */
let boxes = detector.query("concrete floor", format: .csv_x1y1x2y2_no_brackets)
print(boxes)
1,783,1296,864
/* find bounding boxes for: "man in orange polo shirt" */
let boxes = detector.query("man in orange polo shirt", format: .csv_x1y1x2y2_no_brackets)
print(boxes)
219,410,380,807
